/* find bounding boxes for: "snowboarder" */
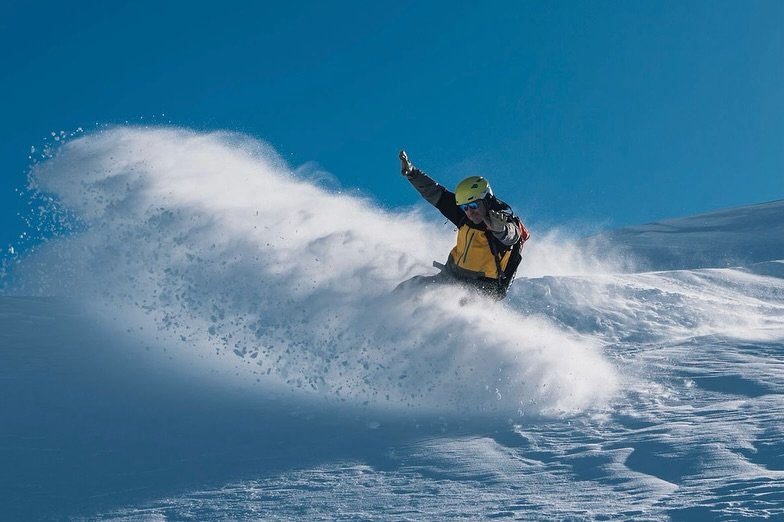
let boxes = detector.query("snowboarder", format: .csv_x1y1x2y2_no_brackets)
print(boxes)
398,150,529,300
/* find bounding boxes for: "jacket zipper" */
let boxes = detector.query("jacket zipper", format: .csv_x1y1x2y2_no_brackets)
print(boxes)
461,230,475,264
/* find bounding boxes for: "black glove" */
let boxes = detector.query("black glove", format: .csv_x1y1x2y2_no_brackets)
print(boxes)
399,150,414,177
484,209,507,233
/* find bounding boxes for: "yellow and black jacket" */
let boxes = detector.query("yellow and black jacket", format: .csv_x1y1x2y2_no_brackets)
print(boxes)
405,168,529,292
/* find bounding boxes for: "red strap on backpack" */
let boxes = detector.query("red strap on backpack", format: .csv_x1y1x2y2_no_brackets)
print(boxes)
518,220,530,242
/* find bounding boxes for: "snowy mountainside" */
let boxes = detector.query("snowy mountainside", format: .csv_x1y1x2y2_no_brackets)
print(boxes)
2,127,783,520
586,199,784,271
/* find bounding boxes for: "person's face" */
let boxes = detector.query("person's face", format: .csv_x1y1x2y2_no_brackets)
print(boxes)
461,200,486,224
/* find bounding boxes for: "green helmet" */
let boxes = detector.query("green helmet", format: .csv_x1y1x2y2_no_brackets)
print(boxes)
455,176,493,205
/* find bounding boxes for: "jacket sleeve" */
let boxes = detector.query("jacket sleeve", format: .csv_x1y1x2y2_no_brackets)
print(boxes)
405,168,464,226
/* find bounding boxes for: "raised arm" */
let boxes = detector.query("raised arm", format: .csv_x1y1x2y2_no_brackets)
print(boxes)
399,150,444,206
399,150,463,226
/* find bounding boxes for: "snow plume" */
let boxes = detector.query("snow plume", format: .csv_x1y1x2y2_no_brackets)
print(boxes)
7,127,618,417
517,229,634,279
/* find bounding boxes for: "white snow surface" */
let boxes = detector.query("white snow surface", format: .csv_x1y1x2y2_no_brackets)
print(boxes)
1,127,783,520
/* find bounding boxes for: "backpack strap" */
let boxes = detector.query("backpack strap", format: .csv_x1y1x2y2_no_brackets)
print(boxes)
484,230,510,295
484,217,527,294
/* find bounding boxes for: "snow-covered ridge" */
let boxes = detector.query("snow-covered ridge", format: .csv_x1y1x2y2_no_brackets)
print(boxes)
588,199,784,271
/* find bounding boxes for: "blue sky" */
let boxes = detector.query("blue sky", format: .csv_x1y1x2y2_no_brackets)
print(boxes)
2,1,782,251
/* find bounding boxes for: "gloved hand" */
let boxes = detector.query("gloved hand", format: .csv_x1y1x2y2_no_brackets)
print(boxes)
484,209,507,233
399,150,414,177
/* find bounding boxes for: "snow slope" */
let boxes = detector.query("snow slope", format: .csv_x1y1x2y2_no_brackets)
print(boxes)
1,127,783,520
586,199,784,271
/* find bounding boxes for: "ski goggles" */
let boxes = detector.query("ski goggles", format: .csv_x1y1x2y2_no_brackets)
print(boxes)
459,201,482,211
